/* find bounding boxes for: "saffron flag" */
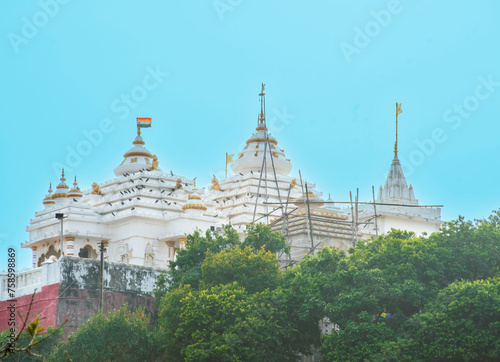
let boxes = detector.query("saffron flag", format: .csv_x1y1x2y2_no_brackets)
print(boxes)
396,103,402,115
226,153,234,164
137,117,152,128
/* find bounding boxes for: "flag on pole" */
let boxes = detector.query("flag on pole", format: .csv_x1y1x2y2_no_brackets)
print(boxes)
137,117,152,128
225,153,234,178
396,103,402,115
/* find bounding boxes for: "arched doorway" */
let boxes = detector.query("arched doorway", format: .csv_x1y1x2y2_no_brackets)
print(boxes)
37,245,61,267
78,245,97,259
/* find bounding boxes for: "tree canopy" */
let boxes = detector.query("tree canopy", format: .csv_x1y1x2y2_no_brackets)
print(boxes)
4,211,500,361
157,224,315,361
49,305,163,361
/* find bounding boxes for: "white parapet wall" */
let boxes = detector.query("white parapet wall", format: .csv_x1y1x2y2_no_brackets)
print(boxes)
0,256,164,301
0,267,43,301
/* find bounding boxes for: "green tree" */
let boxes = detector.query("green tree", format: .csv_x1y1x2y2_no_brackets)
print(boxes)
159,283,305,362
157,284,193,361
407,278,500,361
201,245,280,294
349,230,445,316
241,223,290,255
50,305,163,361
167,224,289,293
158,225,315,361
320,312,398,362
430,216,500,283
168,225,240,291
314,213,500,361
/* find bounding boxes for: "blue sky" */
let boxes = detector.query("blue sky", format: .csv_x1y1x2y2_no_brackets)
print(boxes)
1,0,499,270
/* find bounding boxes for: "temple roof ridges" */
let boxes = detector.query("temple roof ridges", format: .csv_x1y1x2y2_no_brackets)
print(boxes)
378,154,418,205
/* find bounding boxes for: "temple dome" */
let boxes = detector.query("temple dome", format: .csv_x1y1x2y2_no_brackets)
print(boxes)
42,183,55,207
114,130,160,176
68,177,83,199
231,124,292,175
293,191,324,209
53,169,69,202
230,85,292,176
182,193,207,213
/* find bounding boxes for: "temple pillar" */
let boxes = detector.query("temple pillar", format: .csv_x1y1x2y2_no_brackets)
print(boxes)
32,247,37,268
65,237,75,256
166,241,176,262
178,237,187,250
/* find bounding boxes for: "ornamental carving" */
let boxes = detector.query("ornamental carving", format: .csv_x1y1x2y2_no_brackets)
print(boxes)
175,178,183,190
151,155,159,170
210,175,221,191
91,182,102,195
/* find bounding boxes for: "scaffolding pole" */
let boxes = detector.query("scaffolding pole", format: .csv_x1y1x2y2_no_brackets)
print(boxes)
372,186,379,238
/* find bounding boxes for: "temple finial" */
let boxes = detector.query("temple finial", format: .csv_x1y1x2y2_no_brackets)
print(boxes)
395,102,402,157
258,83,266,125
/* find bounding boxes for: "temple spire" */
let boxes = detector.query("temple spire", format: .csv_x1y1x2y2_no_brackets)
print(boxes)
378,103,417,204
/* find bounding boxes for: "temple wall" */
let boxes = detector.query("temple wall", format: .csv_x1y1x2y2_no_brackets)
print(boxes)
0,257,164,335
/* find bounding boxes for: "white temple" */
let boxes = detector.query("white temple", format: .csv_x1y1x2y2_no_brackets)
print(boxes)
22,87,442,269
355,139,441,239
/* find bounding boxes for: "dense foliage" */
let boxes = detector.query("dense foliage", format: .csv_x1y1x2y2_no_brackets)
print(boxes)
408,278,500,361
314,217,500,361
49,305,163,361
3,211,500,361
162,224,288,293
157,225,314,361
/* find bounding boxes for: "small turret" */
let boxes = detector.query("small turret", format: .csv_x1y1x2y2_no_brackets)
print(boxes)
182,193,207,214
68,176,83,200
52,169,70,203
42,183,55,208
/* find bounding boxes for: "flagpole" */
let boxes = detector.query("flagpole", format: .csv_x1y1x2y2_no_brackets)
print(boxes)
225,152,228,179
395,102,398,157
